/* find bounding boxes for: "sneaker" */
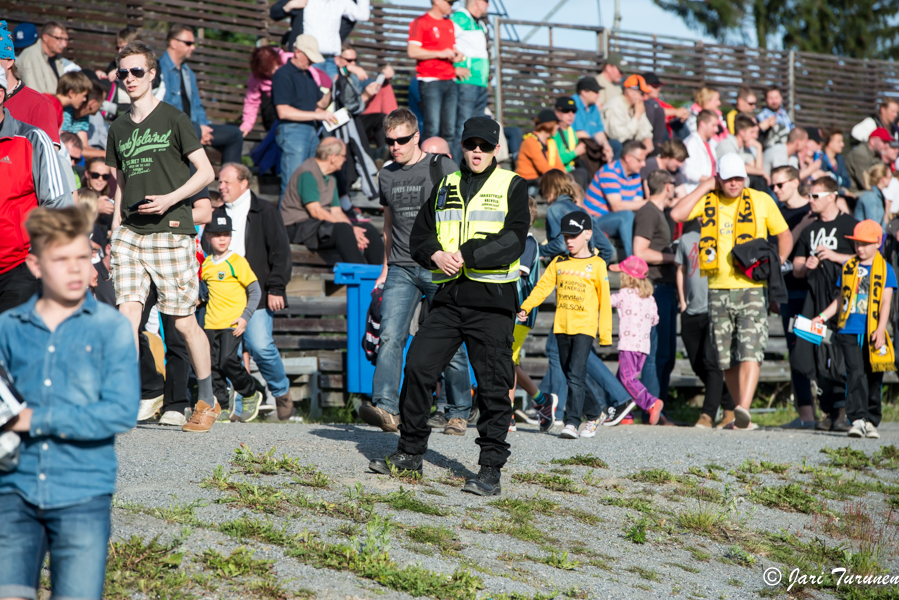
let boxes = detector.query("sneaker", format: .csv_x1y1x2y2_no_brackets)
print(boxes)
369,451,423,476
781,418,815,429
359,403,401,433
694,414,714,429
815,416,832,431
602,401,636,427
648,400,664,426
579,418,600,438
866,423,881,439
137,395,164,421
717,409,735,428
158,410,187,427
848,419,866,438
426,411,448,429
509,415,517,432
215,409,231,423
620,415,634,425
722,421,759,431
832,408,852,432
537,393,559,432
239,391,263,423
462,465,502,496
276,394,295,421
515,408,539,425
467,405,480,425
734,406,752,429
182,400,219,433
444,417,467,436
560,424,579,439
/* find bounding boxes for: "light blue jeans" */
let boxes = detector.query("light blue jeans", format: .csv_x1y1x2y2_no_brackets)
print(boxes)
595,210,635,258
372,265,471,419
312,56,338,80
243,307,290,398
277,122,318,200
452,84,489,164
419,79,458,141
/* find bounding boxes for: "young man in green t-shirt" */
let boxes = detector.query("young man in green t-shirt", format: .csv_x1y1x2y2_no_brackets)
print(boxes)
106,41,217,431
450,0,490,164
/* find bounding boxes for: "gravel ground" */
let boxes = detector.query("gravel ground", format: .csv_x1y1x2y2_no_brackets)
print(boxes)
111,419,899,599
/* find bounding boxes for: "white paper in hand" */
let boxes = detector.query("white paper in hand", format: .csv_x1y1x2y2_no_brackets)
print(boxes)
323,108,351,133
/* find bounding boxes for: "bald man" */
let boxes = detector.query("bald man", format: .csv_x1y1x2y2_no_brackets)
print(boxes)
421,136,451,157
280,137,384,264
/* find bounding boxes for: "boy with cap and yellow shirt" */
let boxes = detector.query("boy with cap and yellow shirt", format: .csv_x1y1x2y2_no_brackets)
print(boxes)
813,219,897,440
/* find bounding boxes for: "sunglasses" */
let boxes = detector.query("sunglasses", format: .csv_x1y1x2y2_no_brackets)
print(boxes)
88,171,112,181
47,34,70,42
771,180,796,190
341,56,357,63
174,38,195,47
117,67,148,80
807,192,833,200
557,108,576,114
462,138,497,152
386,133,416,146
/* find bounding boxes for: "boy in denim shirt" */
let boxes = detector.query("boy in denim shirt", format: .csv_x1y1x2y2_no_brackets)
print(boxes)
0,206,139,600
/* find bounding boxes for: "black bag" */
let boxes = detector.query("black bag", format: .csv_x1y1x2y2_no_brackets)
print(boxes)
815,340,846,384
363,285,384,365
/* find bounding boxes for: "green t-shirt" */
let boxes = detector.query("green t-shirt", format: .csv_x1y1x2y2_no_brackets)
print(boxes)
106,101,202,236
298,171,338,208
451,9,489,88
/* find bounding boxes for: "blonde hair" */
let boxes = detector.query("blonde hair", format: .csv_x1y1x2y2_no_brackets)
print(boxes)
76,189,100,223
620,272,653,298
864,162,892,191
539,169,576,203
693,86,718,108
26,206,93,256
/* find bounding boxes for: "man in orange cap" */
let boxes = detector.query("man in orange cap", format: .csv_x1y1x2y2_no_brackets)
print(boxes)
601,74,654,153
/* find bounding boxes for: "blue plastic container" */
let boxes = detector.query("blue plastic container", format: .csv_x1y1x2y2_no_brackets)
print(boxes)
334,263,383,394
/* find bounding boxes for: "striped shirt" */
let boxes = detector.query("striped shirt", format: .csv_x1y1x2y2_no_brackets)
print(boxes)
584,159,643,217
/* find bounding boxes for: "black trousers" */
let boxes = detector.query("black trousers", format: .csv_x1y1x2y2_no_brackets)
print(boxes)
681,312,735,418
286,221,384,266
397,304,514,468
836,333,883,426
141,284,192,415
206,328,257,410
556,333,600,427
0,263,40,314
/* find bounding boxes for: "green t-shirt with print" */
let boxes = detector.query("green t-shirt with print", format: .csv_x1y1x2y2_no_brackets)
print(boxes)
106,101,202,236
451,9,489,88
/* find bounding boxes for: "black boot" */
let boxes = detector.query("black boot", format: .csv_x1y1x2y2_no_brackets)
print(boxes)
831,408,852,432
462,465,502,496
369,451,423,476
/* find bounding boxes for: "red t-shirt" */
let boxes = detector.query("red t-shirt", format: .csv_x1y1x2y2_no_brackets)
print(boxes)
44,94,64,130
5,83,62,144
408,13,456,81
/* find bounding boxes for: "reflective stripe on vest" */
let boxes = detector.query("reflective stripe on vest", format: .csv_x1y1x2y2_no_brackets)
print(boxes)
432,168,520,284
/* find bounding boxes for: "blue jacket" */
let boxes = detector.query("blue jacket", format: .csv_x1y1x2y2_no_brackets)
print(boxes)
541,195,614,263
821,152,851,191
158,50,209,126
855,188,886,227
0,294,139,509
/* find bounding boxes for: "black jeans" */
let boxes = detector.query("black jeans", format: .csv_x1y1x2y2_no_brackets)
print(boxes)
0,263,40,314
397,304,514,468
556,333,600,427
206,328,258,411
192,122,244,165
141,284,192,415
319,222,384,265
681,312,735,418
836,333,883,426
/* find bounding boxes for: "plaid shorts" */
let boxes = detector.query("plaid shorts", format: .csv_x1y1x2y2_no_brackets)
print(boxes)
110,226,199,316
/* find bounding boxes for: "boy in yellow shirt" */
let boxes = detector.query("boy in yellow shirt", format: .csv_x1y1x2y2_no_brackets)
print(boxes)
518,211,612,439
185,215,263,432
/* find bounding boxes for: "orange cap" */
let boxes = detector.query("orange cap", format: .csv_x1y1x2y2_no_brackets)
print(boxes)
845,219,883,244
623,74,652,94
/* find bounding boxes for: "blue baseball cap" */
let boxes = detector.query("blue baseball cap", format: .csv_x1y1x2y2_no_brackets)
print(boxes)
13,23,38,50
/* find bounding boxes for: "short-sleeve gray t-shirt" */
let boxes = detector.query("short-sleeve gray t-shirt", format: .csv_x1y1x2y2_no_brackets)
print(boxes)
675,225,709,315
379,153,458,266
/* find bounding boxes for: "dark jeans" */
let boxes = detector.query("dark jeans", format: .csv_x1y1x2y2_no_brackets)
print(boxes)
836,333,883,426
288,221,384,265
0,493,111,600
781,292,813,407
142,284,192,414
452,83,489,164
419,79,458,141
681,312,734,418
397,304,514,468
206,328,257,410
192,122,244,165
642,283,677,400
0,262,39,314
556,333,599,427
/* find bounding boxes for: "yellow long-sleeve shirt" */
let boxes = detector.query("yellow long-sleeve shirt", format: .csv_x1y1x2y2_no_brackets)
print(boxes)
520,251,612,343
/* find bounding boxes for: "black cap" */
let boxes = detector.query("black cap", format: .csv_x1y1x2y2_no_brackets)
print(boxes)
806,127,823,144
642,72,662,87
206,214,233,234
560,210,592,235
576,77,600,93
536,109,559,125
555,96,577,111
461,115,501,146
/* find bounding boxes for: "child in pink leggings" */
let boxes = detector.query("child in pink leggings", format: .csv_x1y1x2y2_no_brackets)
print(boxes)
609,256,664,425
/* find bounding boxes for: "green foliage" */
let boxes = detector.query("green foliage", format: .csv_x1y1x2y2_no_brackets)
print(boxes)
629,468,680,484
724,545,757,567
104,535,193,600
750,483,822,514
407,525,464,554
513,472,583,494
626,565,661,581
602,495,655,513
624,516,650,544
199,547,273,578
550,454,608,469
533,551,581,570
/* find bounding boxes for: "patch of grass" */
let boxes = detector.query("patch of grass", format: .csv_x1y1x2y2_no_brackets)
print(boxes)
627,565,660,581
685,545,711,561
479,496,559,544
677,480,724,504
232,445,331,488
686,466,720,481
549,467,574,475
629,468,681,484
104,535,195,600
724,545,756,567
513,472,583,494
760,461,790,474
113,497,207,527
565,507,602,525
822,446,873,471
727,578,744,587
749,483,823,514
407,525,463,554
581,469,602,487
677,493,732,535
666,562,700,573
199,546,274,578
602,495,655,513
705,463,726,471
376,487,450,516
551,453,608,469
624,516,649,544
332,523,358,539
534,551,581,570
421,487,448,497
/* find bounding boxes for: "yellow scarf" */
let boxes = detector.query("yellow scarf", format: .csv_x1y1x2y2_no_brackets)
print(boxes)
699,189,756,273
837,254,896,372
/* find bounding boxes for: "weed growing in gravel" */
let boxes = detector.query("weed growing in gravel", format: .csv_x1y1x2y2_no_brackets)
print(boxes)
666,562,700,573
705,463,726,471
332,523,358,539
740,459,790,475
677,491,733,535
821,444,899,470
686,466,721,481
676,480,724,504
684,545,711,561
104,535,194,599
624,517,649,544
535,551,581,570
727,578,744,587
724,545,756,567
602,495,655,513
374,487,450,516
231,445,332,488
551,454,608,469
113,497,207,527
565,507,602,525
473,496,559,544
749,483,822,514
629,468,681,484
581,469,602,487
407,525,463,555
513,472,583,493
199,546,274,578
550,467,574,475
626,565,660,581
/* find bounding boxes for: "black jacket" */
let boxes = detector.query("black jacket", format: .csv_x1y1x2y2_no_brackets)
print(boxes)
208,193,292,310
730,238,788,304
410,159,529,313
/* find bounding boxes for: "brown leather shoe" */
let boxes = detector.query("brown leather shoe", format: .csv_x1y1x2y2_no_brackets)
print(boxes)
717,410,735,429
182,400,219,433
359,403,400,432
694,413,714,428
276,394,295,421
444,417,467,436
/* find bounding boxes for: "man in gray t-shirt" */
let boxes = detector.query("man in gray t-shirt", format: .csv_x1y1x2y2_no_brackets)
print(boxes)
359,109,472,434
675,223,734,427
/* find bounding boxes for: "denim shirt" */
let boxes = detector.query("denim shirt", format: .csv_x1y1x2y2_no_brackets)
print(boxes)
855,188,886,227
0,294,139,509
541,196,614,263
158,50,210,126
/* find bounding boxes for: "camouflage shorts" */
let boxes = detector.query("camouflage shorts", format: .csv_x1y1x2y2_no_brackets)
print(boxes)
709,288,768,370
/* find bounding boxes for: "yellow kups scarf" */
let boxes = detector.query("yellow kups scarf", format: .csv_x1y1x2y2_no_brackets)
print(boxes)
837,255,896,372
699,190,756,274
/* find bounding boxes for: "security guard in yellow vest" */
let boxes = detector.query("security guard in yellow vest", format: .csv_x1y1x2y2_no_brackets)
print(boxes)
369,116,530,496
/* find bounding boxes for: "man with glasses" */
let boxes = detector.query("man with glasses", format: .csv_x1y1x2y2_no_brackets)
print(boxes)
552,96,589,190
717,113,768,189
450,0,490,164
791,176,858,432
726,85,763,135
155,24,244,167
369,116,528,497
360,108,471,435
17,21,68,95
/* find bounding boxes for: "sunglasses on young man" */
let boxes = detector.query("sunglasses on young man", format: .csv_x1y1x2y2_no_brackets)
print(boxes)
771,179,796,190
117,67,148,80
462,139,497,152
88,171,112,181
807,191,834,200
385,133,416,146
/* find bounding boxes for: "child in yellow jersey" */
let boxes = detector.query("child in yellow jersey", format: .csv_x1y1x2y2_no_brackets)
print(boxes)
518,211,612,439
196,215,264,430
